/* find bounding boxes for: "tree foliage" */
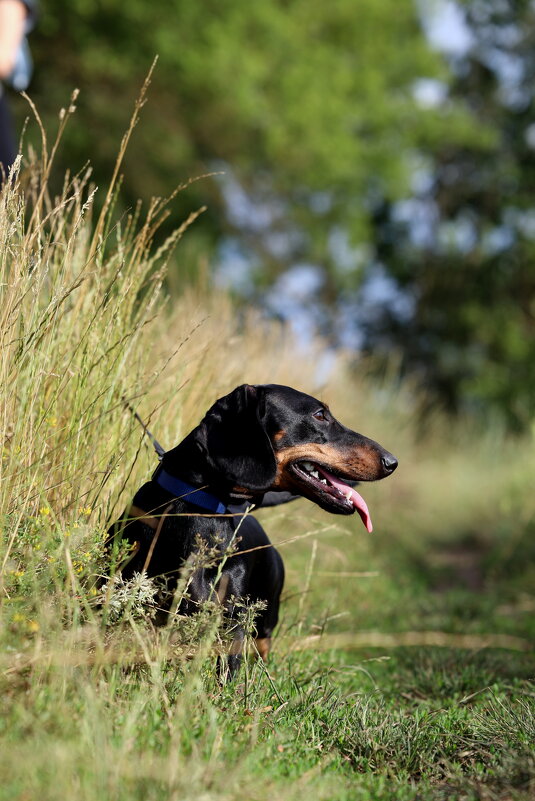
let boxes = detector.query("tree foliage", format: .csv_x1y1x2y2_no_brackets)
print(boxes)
365,0,535,428
22,0,472,272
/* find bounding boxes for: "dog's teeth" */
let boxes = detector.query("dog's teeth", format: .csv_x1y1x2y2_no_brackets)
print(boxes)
301,461,314,472
345,489,352,500
311,470,319,478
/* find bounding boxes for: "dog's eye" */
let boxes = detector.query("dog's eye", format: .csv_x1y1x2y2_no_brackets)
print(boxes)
312,408,327,421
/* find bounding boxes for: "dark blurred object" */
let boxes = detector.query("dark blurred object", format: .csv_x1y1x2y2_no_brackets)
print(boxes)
6,36,33,91
0,0,36,178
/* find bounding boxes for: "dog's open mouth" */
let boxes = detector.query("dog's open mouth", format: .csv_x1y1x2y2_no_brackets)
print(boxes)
291,460,373,532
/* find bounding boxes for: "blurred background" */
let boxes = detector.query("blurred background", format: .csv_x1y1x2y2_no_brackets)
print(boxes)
13,0,535,433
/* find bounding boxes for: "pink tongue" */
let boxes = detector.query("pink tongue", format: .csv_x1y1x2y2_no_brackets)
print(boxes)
316,466,373,533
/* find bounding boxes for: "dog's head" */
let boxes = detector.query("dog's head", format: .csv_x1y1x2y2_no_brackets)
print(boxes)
163,384,397,530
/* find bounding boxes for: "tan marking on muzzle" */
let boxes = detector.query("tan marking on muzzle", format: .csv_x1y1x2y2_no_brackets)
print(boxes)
271,442,383,490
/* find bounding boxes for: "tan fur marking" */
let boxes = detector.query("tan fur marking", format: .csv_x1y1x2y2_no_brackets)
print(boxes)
129,505,159,530
255,637,272,661
215,574,229,604
271,443,382,490
273,430,286,442
229,637,244,656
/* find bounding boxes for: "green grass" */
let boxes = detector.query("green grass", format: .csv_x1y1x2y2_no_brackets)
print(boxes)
1,110,534,801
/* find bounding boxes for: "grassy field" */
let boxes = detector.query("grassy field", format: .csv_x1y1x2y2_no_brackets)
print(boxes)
1,130,534,800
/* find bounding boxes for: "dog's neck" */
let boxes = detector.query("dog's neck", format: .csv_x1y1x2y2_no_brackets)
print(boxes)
159,429,260,506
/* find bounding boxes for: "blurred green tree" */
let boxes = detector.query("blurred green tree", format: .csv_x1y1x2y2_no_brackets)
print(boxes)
22,0,475,281
365,0,535,429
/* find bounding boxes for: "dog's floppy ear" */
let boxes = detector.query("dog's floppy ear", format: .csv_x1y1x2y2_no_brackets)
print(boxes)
202,384,277,493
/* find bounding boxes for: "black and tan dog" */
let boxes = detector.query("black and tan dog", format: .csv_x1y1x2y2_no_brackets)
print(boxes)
109,384,397,673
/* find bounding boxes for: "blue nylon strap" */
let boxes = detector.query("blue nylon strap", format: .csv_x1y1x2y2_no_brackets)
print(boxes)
155,468,227,514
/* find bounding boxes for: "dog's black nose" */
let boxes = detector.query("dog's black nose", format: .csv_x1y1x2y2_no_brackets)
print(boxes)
381,453,398,475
